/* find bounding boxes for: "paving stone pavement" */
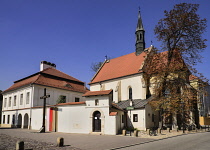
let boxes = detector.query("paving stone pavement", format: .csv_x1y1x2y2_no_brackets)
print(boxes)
0,128,154,150
1,128,207,150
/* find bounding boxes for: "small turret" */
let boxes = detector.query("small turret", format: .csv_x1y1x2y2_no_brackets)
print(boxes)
135,8,145,55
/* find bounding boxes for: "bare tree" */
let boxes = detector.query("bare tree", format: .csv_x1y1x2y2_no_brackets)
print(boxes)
91,61,104,73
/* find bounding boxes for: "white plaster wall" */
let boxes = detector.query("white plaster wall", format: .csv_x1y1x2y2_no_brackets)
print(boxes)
128,109,146,130
1,109,31,128
57,105,89,133
33,85,85,107
85,96,110,107
2,86,33,111
31,108,46,130
85,96,121,135
90,74,146,103
145,105,159,129
56,103,118,135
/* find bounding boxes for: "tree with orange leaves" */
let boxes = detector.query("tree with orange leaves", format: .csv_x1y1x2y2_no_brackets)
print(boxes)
146,3,207,130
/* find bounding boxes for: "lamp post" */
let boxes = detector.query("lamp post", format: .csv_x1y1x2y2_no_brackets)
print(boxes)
181,101,185,133
126,100,134,136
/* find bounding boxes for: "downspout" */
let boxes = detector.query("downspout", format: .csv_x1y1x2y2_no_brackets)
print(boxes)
29,84,34,129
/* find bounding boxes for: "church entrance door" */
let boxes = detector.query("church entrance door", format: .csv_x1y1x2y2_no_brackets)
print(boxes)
93,111,101,132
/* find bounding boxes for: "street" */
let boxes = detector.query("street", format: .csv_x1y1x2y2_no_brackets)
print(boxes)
112,131,210,150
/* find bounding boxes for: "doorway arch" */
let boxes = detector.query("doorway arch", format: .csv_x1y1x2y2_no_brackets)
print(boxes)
17,114,22,128
93,111,101,132
23,113,29,129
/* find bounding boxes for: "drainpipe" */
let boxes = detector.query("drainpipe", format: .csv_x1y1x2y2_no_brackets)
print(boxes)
29,84,34,129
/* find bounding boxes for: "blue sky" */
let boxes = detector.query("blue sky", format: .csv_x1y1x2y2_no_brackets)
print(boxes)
0,0,209,90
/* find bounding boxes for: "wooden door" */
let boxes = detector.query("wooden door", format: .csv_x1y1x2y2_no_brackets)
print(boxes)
93,111,101,132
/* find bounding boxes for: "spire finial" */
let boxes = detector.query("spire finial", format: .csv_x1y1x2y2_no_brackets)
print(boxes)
138,6,141,18
105,55,108,61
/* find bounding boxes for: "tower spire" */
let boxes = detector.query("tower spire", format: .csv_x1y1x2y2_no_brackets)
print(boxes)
135,7,145,55
136,7,144,31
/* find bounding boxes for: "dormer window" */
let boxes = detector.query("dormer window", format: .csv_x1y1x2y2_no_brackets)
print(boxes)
65,83,72,88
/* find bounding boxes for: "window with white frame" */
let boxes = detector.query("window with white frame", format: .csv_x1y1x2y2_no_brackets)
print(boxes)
26,92,30,104
9,97,11,107
95,99,99,106
4,98,7,107
133,114,138,122
14,95,17,106
75,97,80,102
20,94,23,105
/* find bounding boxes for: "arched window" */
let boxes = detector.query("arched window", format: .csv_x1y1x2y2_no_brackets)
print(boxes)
129,87,132,100
136,34,139,41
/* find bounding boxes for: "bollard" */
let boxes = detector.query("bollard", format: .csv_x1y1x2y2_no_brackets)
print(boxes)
167,128,171,133
195,128,198,132
177,128,179,132
16,141,24,150
133,130,138,137
57,137,64,147
146,129,150,135
122,129,126,136
157,128,161,134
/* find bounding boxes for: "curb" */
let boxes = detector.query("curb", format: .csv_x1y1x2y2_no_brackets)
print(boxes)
108,131,209,150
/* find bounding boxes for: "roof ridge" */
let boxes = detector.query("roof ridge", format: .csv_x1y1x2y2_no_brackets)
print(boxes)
33,74,41,84
42,68,84,83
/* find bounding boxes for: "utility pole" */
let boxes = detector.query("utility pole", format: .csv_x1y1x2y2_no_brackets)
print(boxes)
40,88,50,133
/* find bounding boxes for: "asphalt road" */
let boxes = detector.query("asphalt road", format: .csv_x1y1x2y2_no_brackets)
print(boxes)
112,131,210,150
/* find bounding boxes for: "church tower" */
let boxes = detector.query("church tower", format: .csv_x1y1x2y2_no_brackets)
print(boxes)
135,9,145,55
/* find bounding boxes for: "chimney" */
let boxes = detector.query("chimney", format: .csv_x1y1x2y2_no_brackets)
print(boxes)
40,61,56,71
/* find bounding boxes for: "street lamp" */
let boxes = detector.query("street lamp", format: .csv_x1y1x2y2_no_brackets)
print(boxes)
181,101,185,133
126,99,134,136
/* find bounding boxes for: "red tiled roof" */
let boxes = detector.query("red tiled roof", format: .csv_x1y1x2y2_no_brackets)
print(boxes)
109,112,118,116
89,50,148,84
144,50,186,74
82,90,113,97
89,48,188,84
4,68,87,93
41,68,83,83
56,101,86,106
189,75,198,81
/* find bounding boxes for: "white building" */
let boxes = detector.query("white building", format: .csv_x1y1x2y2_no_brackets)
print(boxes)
1,61,87,130
1,61,125,135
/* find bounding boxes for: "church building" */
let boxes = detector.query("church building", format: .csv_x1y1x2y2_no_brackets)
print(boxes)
1,10,208,135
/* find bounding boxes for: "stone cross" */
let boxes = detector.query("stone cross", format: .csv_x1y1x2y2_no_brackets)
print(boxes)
40,88,50,133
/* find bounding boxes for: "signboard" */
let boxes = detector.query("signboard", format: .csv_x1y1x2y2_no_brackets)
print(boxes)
40,95,50,99
126,106,134,110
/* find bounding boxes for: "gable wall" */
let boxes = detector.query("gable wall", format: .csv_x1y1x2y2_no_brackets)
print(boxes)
90,74,146,103
33,85,85,107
